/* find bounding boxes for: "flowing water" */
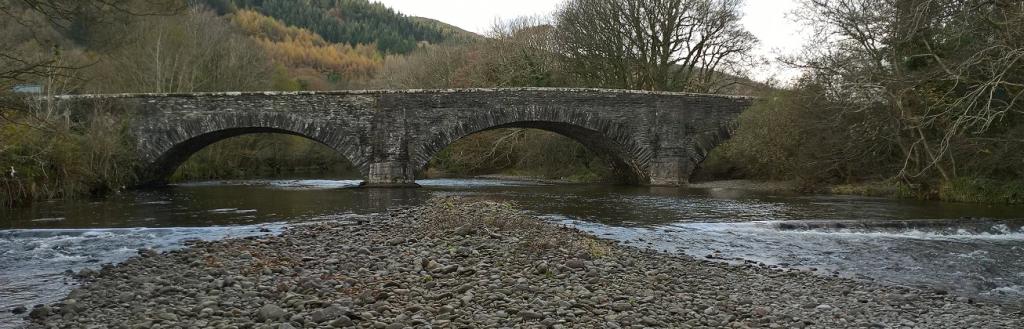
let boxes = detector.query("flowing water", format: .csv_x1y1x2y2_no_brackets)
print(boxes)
2,179,1024,326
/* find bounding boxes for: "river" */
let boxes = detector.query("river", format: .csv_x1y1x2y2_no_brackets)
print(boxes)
2,178,1023,326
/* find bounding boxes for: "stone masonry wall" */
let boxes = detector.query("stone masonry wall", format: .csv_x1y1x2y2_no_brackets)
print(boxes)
61,88,753,187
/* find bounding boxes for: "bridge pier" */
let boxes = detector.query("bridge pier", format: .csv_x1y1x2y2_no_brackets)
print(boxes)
362,161,420,188
648,156,696,186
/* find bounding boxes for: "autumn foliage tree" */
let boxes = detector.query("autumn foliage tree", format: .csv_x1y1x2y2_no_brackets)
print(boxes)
231,9,382,90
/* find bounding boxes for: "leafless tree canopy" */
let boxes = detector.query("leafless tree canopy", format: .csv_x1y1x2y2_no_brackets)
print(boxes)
790,0,1023,181
555,0,757,92
0,0,180,121
87,7,272,93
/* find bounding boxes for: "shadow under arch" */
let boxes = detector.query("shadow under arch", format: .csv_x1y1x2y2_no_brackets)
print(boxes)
138,127,362,187
413,117,653,184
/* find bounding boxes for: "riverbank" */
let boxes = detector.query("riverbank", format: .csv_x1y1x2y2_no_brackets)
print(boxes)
420,171,598,185
472,174,585,185
690,178,1024,206
687,179,801,194
18,197,1022,328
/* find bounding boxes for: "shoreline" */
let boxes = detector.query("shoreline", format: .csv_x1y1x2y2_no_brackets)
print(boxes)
469,174,587,185
18,198,1023,328
474,175,1024,206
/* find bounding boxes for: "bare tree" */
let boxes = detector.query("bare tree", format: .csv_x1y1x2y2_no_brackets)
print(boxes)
86,7,272,93
0,0,180,124
555,0,758,92
481,17,566,87
373,44,483,89
793,0,1024,182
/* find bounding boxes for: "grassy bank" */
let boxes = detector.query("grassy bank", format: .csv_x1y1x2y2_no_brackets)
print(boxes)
829,178,1024,205
936,178,1024,205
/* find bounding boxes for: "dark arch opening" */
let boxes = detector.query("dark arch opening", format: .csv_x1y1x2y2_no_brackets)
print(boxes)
140,127,359,187
420,121,644,184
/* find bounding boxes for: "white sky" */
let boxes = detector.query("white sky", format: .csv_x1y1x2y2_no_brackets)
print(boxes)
372,0,808,83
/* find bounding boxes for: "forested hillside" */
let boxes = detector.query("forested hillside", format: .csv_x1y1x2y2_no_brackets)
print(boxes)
200,0,475,53
230,9,383,90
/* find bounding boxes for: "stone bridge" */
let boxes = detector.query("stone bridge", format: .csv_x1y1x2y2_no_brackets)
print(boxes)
64,88,754,187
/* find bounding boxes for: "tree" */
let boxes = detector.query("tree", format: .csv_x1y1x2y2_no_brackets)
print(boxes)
0,0,185,206
86,7,273,93
374,43,484,89
1,0,180,119
207,0,468,54
480,17,566,87
708,0,1023,197
792,0,1024,182
230,9,383,90
555,0,757,92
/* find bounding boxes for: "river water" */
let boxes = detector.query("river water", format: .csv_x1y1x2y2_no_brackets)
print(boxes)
2,178,1024,326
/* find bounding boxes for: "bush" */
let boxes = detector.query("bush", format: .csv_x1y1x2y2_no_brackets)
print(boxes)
0,102,138,207
701,85,902,186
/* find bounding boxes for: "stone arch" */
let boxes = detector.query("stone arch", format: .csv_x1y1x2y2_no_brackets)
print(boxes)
411,107,653,183
676,122,736,182
135,113,368,186
689,123,735,169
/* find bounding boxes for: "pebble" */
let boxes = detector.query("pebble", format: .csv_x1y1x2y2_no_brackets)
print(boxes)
22,198,1024,329
519,310,545,320
257,304,287,321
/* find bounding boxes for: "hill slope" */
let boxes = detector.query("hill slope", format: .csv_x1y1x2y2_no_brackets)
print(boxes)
201,0,471,54
408,16,483,41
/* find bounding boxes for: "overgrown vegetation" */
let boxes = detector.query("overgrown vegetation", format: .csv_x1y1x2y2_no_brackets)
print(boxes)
0,0,174,207
704,0,1024,203
0,99,139,207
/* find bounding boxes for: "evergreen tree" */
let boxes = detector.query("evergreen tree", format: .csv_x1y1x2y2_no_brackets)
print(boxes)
200,0,467,54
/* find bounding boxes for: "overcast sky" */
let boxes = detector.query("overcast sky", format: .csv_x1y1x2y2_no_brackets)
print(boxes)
372,0,809,82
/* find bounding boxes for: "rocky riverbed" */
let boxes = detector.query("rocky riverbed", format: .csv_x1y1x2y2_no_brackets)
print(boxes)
18,197,1024,328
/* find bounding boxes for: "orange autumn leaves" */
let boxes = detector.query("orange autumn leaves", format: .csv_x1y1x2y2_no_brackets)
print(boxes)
231,10,382,89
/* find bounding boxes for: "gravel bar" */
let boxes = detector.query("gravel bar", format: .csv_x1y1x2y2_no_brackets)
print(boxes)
19,197,1023,328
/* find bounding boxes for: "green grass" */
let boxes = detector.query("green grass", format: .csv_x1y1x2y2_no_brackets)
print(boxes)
938,177,1024,204
829,180,900,197
828,178,1024,205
